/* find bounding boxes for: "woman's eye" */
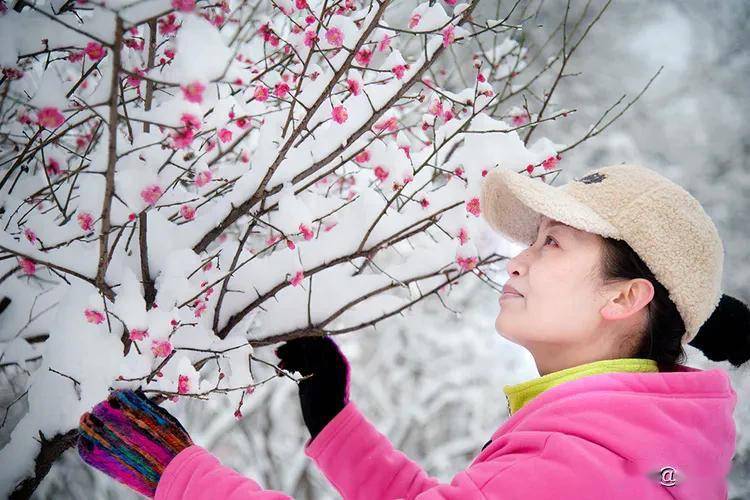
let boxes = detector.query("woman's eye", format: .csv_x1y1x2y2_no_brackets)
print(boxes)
543,235,557,247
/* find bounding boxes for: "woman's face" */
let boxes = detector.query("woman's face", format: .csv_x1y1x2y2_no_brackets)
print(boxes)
495,215,640,370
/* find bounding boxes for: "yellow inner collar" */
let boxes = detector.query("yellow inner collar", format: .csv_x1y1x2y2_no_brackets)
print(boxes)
503,358,659,416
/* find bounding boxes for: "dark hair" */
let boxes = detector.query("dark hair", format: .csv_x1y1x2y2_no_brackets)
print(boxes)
599,237,750,370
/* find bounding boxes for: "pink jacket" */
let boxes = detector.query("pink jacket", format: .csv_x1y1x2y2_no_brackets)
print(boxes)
154,364,737,499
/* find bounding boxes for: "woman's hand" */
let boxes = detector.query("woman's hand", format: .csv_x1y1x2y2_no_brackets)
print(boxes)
274,335,351,440
77,388,194,498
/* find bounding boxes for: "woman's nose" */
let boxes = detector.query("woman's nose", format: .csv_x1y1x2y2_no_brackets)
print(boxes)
506,247,531,276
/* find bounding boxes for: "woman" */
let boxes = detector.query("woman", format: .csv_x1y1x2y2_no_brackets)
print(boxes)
78,163,750,499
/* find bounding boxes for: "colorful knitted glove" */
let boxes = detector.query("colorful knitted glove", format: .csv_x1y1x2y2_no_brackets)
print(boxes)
274,335,351,440
77,388,193,498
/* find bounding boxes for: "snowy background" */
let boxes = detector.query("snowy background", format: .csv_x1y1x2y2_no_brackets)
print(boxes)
1,0,748,498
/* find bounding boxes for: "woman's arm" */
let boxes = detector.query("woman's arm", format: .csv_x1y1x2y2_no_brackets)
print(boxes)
154,445,293,500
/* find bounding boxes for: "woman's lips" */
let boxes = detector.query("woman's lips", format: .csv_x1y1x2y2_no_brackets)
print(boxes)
499,292,523,302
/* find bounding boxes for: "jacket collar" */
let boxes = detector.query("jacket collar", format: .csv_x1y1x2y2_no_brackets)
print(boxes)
503,357,659,416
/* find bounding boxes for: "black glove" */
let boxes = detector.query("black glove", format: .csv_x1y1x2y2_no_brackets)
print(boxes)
274,335,351,440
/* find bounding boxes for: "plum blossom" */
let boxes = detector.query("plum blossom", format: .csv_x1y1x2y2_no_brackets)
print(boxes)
299,223,314,240
18,257,36,275
46,158,61,176
458,226,470,245
171,127,195,149
274,82,290,98
195,169,212,187
325,26,344,47
355,48,373,66
84,308,105,324
158,14,179,35
181,81,206,103
332,105,348,124
542,154,561,170
289,270,304,286
180,204,196,220
140,184,163,206
456,255,478,271
23,228,36,244
392,64,406,79
409,13,421,28
377,34,392,52
128,328,149,341
354,150,370,163
347,77,361,95
465,197,481,216
218,128,232,143
373,165,389,182
441,25,456,47
253,85,268,102
151,339,173,357
304,30,318,47
181,113,200,130
77,211,94,231
36,107,64,129
178,374,191,394
171,0,195,12
84,42,106,61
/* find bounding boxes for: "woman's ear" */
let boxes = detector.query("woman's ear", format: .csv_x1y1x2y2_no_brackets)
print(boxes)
600,278,654,321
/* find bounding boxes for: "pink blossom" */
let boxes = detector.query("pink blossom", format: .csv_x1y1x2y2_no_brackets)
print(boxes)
67,51,85,63
399,145,410,159
477,72,486,83
171,0,195,12
124,37,145,51
274,82,290,98
140,184,163,206
177,374,191,394
193,299,207,317
419,196,430,208
428,98,443,116
289,270,304,286
23,228,36,244
299,223,314,240
36,107,65,129
218,128,232,143
171,127,195,149
245,384,255,395
46,158,61,176
445,0,457,4
286,239,295,250
453,166,464,178
354,150,370,163
129,328,149,341
151,339,173,357
253,85,268,102
241,150,250,163
181,81,206,103
441,25,456,47
542,154,561,170
2,67,24,80
458,226,470,245
303,29,318,48
331,105,348,124
526,163,534,174
354,48,373,66
346,77,361,95
77,211,94,231
409,13,421,28
84,42,106,61
234,409,243,419
374,116,398,132
456,255,477,271
305,14,316,25
373,165,389,182
511,111,529,126
180,113,200,130
158,14,179,35
18,257,36,275
391,64,406,80
295,0,308,8
180,204,196,220
84,308,105,324
127,68,146,88
465,197,481,217
195,169,213,187
377,34,392,52
443,109,454,121
325,26,344,47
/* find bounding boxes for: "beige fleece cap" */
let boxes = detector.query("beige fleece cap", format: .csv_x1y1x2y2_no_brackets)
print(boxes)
479,163,724,345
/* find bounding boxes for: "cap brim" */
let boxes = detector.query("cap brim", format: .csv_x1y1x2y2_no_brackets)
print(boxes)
479,168,620,245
